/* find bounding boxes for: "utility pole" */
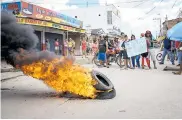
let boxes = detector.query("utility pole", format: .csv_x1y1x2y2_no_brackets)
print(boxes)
159,18,162,36
153,14,161,36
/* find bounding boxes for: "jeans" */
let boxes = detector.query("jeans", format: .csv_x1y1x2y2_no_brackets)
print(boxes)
177,51,182,64
161,48,175,64
131,55,140,68
136,55,141,68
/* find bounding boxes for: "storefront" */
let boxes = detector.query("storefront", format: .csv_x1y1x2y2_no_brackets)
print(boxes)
1,1,86,55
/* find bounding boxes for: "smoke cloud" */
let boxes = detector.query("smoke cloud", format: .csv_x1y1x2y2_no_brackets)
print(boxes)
1,11,74,67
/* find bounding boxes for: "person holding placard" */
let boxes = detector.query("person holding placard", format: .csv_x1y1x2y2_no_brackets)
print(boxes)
121,35,133,69
130,35,141,68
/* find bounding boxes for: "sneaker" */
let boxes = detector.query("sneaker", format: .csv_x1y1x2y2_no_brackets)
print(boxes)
172,63,175,65
159,62,164,64
177,64,180,66
154,66,157,69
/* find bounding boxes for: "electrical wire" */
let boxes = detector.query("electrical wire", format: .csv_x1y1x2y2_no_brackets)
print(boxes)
172,0,178,8
145,0,164,15
132,0,151,8
27,0,146,5
138,0,164,20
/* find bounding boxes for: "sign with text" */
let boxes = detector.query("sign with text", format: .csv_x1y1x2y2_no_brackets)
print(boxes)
1,2,22,16
21,1,82,28
16,18,85,33
125,38,147,57
1,1,83,28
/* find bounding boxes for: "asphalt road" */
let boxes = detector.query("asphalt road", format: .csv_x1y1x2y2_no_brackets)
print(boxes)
1,63,182,119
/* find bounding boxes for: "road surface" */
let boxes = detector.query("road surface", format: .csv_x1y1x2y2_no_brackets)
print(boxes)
1,62,182,119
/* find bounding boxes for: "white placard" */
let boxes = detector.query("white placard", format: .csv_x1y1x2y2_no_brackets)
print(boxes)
125,37,148,57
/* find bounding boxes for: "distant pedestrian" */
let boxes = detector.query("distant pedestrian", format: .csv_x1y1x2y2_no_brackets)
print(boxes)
54,38,59,55
98,35,109,68
159,35,175,65
71,38,76,56
81,37,87,58
176,41,181,66
173,42,182,75
91,39,98,63
68,38,73,56
45,39,50,51
64,39,68,56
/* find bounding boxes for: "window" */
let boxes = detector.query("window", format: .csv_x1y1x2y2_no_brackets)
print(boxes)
107,11,112,25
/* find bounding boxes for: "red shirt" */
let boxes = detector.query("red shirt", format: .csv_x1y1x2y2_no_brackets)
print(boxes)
82,41,87,50
55,41,59,47
175,41,180,48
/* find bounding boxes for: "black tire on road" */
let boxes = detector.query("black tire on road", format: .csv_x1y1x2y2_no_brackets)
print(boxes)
96,88,116,99
91,70,114,91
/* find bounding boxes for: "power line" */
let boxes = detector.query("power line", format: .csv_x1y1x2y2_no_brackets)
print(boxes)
172,0,178,8
132,0,151,8
27,0,146,5
145,0,164,15
137,0,164,20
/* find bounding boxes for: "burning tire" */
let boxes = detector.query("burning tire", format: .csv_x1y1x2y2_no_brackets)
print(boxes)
59,70,116,99
91,70,114,91
96,88,116,99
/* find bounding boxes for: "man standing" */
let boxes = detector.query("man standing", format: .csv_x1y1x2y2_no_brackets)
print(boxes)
54,38,59,55
173,42,182,75
98,36,109,68
64,39,68,56
159,36,175,65
71,38,76,56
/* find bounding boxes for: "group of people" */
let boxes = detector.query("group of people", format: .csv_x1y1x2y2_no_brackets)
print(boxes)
63,38,75,56
158,33,182,75
45,38,62,55
81,38,95,58
95,30,158,69
45,38,75,56
88,30,182,74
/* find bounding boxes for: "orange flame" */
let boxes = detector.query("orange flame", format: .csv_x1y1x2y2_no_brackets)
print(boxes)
20,57,98,99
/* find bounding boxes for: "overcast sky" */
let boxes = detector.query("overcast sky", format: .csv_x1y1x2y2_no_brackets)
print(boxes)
2,0,182,38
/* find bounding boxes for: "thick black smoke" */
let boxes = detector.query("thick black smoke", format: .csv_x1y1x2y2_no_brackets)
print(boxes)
1,11,73,67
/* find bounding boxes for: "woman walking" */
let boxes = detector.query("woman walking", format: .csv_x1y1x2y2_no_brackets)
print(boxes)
91,39,98,63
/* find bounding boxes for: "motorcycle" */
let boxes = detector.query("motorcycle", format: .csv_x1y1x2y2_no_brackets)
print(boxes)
93,48,124,67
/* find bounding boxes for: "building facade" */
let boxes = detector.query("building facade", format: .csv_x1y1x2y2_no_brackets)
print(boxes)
61,4,122,37
162,18,182,35
1,1,85,55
